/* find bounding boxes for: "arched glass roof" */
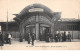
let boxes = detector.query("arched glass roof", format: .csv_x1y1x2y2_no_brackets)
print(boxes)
19,3,53,15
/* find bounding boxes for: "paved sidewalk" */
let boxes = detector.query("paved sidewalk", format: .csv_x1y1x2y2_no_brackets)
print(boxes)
0,38,80,50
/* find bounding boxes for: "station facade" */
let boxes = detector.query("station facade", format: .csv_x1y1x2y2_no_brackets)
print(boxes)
0,4,80,41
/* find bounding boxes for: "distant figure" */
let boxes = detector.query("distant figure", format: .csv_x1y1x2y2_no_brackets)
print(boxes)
67,32,71,42
31,33,35,45
62,32,64,42
50,34,53,42
0,32,3,46
39,33,41,41
5,33,8,43
8,33,12,44
64,32,66,41
58,33,61,42
54,33,58,42
62,32,66,42
27,33,31,44
46,33,50,42
19,34,23,42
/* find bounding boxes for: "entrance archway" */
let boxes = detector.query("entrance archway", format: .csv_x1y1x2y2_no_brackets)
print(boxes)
19,13,52,41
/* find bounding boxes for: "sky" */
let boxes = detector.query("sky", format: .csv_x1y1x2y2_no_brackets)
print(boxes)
0,0,80,22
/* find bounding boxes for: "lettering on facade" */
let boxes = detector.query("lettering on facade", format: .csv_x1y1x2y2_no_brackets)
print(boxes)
29,8,44,12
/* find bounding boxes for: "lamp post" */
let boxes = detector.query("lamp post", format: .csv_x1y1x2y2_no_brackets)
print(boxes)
6,9,8,33
78,14,80,39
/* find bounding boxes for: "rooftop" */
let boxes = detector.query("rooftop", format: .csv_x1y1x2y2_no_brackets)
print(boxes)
59,18,80,22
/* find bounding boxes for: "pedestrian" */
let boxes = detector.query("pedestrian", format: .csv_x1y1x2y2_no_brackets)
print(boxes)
58,33,61,42
0,32,4,46
54,33,58,42
5,33,8,43
27,33,31,44
46,33,50,42
31,33,35,46
39,33,41,41
64,32,67,41
62,32,64,42
62,32,66,42
67,32,71,42
8,33,12,44
19,34,23,42
50,34,53,42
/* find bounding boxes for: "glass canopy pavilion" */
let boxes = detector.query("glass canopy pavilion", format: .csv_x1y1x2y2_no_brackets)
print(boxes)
0,4,80,41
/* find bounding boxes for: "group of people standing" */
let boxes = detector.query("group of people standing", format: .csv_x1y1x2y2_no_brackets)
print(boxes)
0,32,12,46
4,33,12,44
0,31,72,46
45,33,53,42
54,32,71,42
41,31,71,42
26,31,72,45
27,33,35,46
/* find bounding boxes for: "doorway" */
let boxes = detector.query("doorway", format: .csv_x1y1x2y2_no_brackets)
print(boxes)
39,27,50,41
25,26,36,41
25,25,50,41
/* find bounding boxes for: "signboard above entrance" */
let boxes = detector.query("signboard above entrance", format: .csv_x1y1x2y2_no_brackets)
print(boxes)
29,8,44,12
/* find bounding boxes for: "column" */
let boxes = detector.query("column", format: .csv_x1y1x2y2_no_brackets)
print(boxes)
36,23,39,40
79,31,80,39
0,26,1,32
36,15,39,40
51,23,55,37
72,31,73,40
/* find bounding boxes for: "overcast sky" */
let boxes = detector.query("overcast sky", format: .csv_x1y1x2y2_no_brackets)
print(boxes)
0,0,80,22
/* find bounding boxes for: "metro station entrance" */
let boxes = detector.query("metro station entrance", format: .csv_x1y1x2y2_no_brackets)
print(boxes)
13,4,60,42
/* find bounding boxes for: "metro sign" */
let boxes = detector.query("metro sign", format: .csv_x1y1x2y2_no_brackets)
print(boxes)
29,8,44,12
